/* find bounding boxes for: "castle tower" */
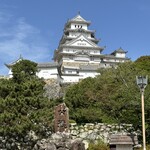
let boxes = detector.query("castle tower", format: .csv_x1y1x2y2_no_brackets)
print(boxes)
53,14,104,83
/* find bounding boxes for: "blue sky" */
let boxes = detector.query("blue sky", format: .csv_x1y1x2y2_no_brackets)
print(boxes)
0,0,150,75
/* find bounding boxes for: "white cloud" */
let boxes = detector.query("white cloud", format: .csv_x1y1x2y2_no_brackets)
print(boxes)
0,10,52,75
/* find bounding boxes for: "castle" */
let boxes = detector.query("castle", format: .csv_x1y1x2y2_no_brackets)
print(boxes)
6,14,130,84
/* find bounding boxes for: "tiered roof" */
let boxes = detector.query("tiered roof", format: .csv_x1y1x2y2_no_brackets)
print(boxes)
65,14,91,28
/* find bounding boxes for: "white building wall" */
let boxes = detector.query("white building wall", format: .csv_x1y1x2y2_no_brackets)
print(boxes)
8,69,13,78
61,75,80,83
64,70,77,74
116,53,126,58
37,68,58,79
71,23,87,30
8,67,58,80
90,50,101,55
61,70,99,83
79,71,99,79
69,32,91,39
74,55,90,61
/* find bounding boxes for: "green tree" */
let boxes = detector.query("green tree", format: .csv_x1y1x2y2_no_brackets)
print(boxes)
12,59,37,83
134,55,150,72
0,60,56,145
65,77,103,123
65,57,150,143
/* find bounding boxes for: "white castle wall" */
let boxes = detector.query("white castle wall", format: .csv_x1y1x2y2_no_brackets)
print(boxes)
37,68,58,79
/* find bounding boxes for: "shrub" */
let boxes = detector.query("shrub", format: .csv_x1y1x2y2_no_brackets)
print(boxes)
87,140,109,150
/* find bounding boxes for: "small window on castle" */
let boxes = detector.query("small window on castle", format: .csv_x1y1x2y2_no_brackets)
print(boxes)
91,33,95,38
81,25,82,28
78,25,80,28
91,57,94,61
75,25,76,28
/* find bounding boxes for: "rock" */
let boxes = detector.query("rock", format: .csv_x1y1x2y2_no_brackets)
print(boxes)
51,132,71,142
71,140,85,150
79,132,88,139
33,139,56,150
28,130,39,140
44,79,62,99
82,140,89,150
71,130,79,136
56,142,66,149
51,133,63,141
87,132,98,140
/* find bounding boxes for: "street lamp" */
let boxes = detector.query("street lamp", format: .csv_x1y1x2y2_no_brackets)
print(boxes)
136,76,148,150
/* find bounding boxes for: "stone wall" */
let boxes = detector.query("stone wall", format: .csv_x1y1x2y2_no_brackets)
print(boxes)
32,123,136,150
69,123,135,147
43,79,62,99
0,123,137,150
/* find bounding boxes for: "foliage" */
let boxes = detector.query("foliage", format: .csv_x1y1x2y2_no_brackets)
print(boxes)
65,56,150,143
134,55,150,72
0,60,57,140
87,140,109,150
12,59,37,83
65,77,104,123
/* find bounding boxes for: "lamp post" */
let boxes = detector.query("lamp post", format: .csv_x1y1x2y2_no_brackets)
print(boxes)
136,76,148,150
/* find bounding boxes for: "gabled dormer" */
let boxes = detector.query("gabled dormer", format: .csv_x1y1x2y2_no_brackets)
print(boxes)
61,34,102,51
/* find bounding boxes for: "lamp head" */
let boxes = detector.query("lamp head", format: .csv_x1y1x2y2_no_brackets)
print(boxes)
136,76,148,90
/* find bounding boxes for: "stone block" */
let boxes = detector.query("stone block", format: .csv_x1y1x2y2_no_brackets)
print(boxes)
54,103,69,133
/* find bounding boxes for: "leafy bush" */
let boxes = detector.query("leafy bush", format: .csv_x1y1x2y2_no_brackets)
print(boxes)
87,140,109,150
